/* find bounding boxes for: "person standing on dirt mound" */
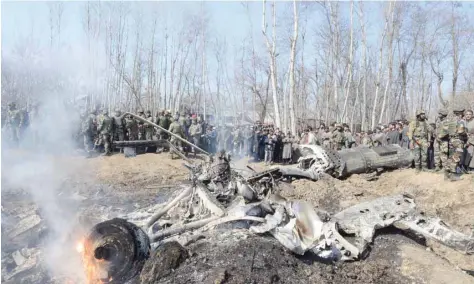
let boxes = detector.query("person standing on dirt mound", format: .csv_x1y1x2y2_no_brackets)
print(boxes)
438,109,468,181
332,124,347,150
169,115,185,159
158,110,171,140
97,108,113,156
408,109,432,172
188,117,202,157
125,114,138,141
434,109,451,172
81,109,97,155
137,110,146,140
145,110,154,140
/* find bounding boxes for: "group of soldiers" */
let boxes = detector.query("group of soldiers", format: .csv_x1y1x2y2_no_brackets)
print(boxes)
4,99,472,181
407,108,473,181
80,108,212,158
297,108,474,181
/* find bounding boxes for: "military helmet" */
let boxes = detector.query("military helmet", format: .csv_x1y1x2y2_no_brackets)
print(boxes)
146,110,151,114
453,108,465,114
138,109,144,113
416,109,425,116
8,102,16,109
173,115,179,121
438,109,448,116
335,123,343,128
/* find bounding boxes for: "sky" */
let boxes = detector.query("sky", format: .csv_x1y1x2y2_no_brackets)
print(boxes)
1,1,264,53
2,1,474,96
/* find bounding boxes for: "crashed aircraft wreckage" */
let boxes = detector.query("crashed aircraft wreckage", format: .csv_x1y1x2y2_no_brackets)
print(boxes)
79,149,473,283
277,144,415,180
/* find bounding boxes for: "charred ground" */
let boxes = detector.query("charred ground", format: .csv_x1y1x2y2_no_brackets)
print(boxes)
2,152,473,284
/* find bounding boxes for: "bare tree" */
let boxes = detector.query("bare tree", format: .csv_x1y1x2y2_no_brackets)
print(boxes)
371,2,393,129
262,0,281,128
379,2,397,124
288,0,299,134
341,0,354,123
357,2,369,130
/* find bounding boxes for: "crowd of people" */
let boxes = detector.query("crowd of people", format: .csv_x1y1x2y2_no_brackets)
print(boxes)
3,102,473,181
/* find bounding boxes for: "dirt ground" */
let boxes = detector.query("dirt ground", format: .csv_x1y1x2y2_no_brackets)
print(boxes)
2,151,474,283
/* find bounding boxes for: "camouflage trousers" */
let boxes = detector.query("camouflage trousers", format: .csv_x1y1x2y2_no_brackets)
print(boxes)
138,126,146,140
445,138,464,173
113,129,125,142
412,138,429,169
102,133,112,154
126,129,138,141
434,141,449,169
157,131,168,140
145,128,154,140
170,136,183,158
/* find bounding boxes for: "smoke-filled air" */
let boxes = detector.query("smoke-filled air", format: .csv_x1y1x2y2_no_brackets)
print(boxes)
2,1,474,284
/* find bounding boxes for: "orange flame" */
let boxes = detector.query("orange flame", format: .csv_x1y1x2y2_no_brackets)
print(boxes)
76,241,84,254
76,238,112,284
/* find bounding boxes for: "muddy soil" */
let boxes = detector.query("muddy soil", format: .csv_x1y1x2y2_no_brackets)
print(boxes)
2,151,473,283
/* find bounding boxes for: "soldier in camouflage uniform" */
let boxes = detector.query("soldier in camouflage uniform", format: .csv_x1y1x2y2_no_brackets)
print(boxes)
124,114,139,141
361,130,374,148
112,109,125,141
434,109,449,171
321,127,332,149
188,117,202,157
137,110,146,140
81,109,97,154
4,103,23,146
407,109,432,172
169,115,185,159
438,110,468,180
153,111,161,129
97,108,113,155
178,112,188,138
112,109,125,153
331,124,346,150
145,110,154,140
159,111,171,140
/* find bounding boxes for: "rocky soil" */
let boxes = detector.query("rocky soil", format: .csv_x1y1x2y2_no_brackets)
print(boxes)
1,150,473,283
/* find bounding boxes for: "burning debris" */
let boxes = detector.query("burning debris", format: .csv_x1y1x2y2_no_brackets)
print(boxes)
77,150,474,283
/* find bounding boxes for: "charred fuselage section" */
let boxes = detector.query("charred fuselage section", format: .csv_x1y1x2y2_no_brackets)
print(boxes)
279,144,414,180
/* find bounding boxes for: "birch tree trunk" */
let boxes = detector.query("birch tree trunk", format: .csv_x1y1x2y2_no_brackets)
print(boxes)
358,2,368,131
378,4,396,124
341,0,354,123
288,0,298,135
371,2,392,129
262,0,281,128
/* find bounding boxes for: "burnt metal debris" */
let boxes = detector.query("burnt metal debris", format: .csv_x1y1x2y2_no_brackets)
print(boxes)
80,144,473,283
82,218,150,284
278,144,414,180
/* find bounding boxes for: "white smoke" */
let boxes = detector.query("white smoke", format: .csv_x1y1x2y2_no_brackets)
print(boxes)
2,50,92,281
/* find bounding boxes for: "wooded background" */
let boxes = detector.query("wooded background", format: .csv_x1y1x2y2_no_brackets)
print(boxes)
2,1,474,132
